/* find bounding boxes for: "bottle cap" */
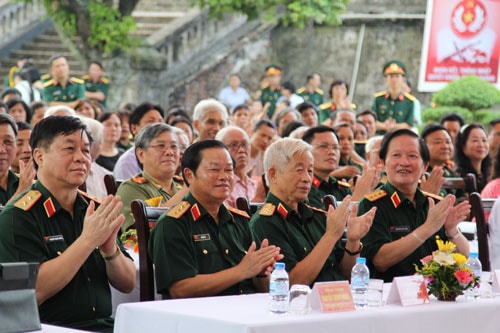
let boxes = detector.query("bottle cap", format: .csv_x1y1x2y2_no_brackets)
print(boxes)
275,262,285,269
469,252,478,258
356,257,366,264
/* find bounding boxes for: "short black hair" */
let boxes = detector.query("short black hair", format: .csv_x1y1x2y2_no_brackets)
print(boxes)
296,101,317,114
169,116,193,132
281,81,296,92
253,119,275,132
0,113,18,137
48,54,66,68
420,123,447,141
98,111,119,124
129,101,165,132
306,72,320,82
1,88,21,100
302,125,336,144
282,120,306,138
379,129,430,164
487,118,500,133
181,140,231,186
6,98,32,123
16,121,32,132
30,116,88,168
90,60,103,70
232,104,250,115
329,80,349,99
439,113,465,127
356,109,377,121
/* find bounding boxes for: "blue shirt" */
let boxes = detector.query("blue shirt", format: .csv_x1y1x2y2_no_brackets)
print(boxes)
218,86,250,111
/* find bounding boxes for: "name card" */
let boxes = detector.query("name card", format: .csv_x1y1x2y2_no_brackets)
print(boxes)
310,281,355,312
386,275,429,306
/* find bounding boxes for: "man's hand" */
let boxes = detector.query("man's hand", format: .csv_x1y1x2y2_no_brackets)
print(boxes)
352,165,380,201
420,166,445,195
444,200,471,232
330,166,360,180
238,240,282,279
81,195,125,254
346,204,376,241
422,195,454,236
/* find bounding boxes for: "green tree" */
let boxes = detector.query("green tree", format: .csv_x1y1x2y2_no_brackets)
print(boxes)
191,0,349,28
16,0,140,61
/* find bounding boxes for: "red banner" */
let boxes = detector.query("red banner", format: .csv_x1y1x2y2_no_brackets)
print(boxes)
418,0,500,91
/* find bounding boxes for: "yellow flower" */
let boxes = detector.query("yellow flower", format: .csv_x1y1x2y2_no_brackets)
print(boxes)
436,239,456,253
452,253,467,266
433,252,455,265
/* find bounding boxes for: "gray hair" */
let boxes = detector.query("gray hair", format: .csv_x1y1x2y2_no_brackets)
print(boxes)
192,98,228,122
78,115,103,145
135,123,176,150
263,137,312,185
215,125,249,143
289,126,309,139
274,107,300,125
365,135,383,153
44,105,76,118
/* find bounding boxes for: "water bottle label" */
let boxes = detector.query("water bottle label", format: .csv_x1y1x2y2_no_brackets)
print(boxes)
270,281,288,295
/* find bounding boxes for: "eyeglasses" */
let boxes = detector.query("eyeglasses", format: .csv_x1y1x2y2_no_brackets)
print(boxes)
227,142,250,151
312,144,340,152
147,143,179,152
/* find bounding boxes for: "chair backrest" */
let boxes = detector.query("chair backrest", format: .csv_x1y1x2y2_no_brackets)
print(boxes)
322,194,338,209
469,192,493,272
104,174,119,196
131,199,167,301
235,197,261,215
441,173,477,194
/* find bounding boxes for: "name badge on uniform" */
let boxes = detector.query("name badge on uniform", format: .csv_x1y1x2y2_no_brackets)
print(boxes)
193,234,211,242
44,235,64,243
390,226,410,233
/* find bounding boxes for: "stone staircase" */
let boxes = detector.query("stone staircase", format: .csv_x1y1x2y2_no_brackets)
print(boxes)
0,0,191,86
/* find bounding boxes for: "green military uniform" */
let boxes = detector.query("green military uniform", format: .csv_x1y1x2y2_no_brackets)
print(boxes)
116,172,184,231
0,170,19,205
296,87,323,107
358,181,447,282
307,175,352,209
3,65,19,88
82,74,110,107
371,91,415,134
354,140,367,160
40,73,52,83
261,85,281,119
318,102,357,124
0,180,130,332
250,192,346,286
42,77,85,103
339,157,363,179
148,191,255,298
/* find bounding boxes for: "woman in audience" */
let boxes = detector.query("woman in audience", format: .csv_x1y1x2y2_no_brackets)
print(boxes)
116,108,133,150
318,80,356,124
481,146,500,198
6,98,31,123
74,98,99,119
454,123,491,193
331,122,364,180
169,115,194,144
96,111,124,172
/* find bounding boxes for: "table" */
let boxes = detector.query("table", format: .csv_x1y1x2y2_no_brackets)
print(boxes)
114,292,500,333
33,324,91,332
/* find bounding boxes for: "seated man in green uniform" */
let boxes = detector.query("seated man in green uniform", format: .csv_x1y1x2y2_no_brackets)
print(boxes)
82,61,110,107
0,113,35,205
358,129,471,282
149,140,282,299
117,123,186,231
420,123,465,198
296,72,323,108
42,54,85,109
260,65,282,120
371,60,416,134
250,138,376,287
302,125,380,210
0,116,136,332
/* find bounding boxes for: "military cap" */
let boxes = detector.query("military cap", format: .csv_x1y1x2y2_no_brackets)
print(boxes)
383,60,406,76
265,65,282,76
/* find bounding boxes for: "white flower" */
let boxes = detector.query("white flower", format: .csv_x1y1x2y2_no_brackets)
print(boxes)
433,252,456,266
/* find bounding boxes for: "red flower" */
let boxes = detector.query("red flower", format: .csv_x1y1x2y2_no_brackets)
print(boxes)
454,269,474,284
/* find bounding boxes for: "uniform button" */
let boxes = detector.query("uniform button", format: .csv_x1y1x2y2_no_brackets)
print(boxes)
390,101,394,105
92,307,95,312
225,249,229,255
304,247,307,252
203,249,208,255
88,277,91,282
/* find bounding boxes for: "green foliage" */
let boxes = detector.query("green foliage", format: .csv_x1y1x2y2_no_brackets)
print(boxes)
86,3,140,54
431,75,500,111
190,0,348,28
472,109,500,126
422,106,473,124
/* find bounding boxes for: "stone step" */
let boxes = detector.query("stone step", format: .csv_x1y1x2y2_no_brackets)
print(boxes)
132,11,185,25
10,49,76,60
34,35,64,44
22,42,70,52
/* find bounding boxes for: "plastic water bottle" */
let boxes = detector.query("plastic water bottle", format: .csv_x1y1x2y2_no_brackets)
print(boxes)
351,257,369,308
269,262,289,314
465,252,482,299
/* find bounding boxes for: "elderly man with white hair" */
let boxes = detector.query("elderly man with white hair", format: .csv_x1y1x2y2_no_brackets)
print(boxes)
192,98,228,141
215,125,258,208
250,137,376,287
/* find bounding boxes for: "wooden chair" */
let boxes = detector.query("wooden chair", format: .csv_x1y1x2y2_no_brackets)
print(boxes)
440,173,477,194
469,193,495,272
104,174,120,196
235,197,261,215
130,199,168,301
322,194,338,210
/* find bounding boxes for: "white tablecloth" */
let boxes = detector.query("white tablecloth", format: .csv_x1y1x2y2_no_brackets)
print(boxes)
33,324,91,332
114,292,500,333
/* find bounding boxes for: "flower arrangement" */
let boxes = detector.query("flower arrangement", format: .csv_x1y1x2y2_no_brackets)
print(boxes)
415,239,479,301
120,229,139,253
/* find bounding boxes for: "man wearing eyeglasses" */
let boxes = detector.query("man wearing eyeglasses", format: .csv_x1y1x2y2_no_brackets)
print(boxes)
116,123,186,231
215,126,258,208
302,126,380,210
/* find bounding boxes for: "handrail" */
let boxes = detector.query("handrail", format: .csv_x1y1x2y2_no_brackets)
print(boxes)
0,0,45,45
